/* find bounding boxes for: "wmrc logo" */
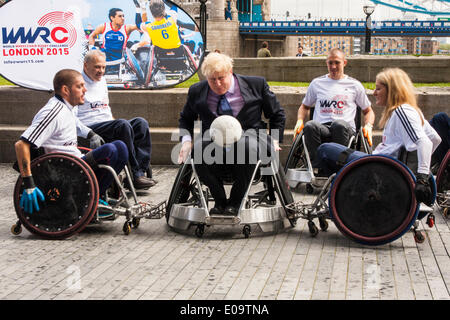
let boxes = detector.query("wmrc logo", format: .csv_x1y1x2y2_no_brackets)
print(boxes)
2,11,77,57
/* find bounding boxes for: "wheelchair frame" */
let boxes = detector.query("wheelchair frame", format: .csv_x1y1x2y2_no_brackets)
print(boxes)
11,153,166,239
436,149,450,217
166,156,294,238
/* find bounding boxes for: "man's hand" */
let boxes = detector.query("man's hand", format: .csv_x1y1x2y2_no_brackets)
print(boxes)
178,141,192,164
362,123,373,147
273,139,281,151
20,176,45,214
88,131,105,149
293,119,304,141
415,173,434,206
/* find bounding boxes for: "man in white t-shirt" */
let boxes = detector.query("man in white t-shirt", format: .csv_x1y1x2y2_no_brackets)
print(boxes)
15,69,129,214
76,50,156,189
292,48,375,172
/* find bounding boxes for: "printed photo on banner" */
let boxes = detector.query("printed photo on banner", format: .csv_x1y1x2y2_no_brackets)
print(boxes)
0,0,204,91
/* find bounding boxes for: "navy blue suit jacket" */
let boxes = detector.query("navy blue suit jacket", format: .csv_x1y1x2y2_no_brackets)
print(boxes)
179,74,286,143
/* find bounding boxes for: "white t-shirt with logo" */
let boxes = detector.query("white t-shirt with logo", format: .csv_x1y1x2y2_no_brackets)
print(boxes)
76,72,113,127
374,104,440,158
21,96,83,158
302,74,371,130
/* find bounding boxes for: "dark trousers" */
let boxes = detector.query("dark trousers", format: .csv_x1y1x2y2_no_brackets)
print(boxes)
192,133,274,208
303,120,354,168
429,112,450,165
89,117,152,178
82,141,129,195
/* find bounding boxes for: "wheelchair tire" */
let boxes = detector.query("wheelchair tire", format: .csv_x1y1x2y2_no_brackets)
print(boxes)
274,163,294,206
166,162,193,223
145,46,156,87
13,153,99,239
329,155,418,246
284,132,306,173
436,150,450,197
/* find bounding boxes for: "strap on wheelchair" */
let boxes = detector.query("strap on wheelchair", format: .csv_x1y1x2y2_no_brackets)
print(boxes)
336,148,355,167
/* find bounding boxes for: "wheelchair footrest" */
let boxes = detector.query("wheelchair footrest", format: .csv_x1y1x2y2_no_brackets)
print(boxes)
205,215,241,225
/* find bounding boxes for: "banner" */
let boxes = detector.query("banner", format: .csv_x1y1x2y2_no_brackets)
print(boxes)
0,0,204,91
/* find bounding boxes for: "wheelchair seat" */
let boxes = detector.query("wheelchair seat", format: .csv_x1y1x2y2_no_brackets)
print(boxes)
165,157,295,238
285,106,372,193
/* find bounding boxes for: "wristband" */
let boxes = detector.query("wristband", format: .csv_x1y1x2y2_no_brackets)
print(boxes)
22,175,36,189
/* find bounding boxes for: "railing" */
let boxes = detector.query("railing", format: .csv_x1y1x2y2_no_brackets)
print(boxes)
239,20,450,37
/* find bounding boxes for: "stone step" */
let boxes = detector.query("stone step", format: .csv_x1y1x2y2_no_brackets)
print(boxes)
1,86,448,128
0,124,383,164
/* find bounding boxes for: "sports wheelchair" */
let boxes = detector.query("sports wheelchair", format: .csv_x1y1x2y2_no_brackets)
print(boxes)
285,107,372,194
10,152,166,239
286,154,437,245
436,149,450,217
103,47,146,88
166,156,295,238
144,45,198,87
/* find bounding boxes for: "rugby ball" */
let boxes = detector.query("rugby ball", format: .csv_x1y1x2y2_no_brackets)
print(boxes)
210,115,242,147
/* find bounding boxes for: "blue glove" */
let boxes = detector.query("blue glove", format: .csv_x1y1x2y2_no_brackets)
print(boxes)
19,176,45,214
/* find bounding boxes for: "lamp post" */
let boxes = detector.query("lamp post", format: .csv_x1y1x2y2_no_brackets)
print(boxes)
199,0,207,50
363,5,375,54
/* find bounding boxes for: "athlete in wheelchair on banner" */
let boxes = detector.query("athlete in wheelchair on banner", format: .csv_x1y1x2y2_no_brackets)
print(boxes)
132,0,199,88
10,69,165,239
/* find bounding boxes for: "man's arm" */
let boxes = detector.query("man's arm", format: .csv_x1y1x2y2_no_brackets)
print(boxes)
88,24,105,47
293,104,310,140
15,139,32,177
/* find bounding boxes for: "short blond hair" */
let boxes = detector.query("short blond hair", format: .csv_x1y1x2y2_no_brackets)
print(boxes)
201,52,233,78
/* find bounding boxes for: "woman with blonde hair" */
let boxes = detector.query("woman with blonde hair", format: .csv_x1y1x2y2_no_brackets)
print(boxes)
315,67,441,205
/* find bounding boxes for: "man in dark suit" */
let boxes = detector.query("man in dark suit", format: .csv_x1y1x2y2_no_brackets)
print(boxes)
178,52,286,215
296,46,308,57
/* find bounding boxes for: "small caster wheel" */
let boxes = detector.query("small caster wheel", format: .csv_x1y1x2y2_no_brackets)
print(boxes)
443,207,449,218
426,214,435,228
318,217,328,231
195,224,205,238
306,184,314,194
414,231,425,244
308,221,319,237
131,217,140,229
11,222,22,235
243,225,251,238
123,221,131,235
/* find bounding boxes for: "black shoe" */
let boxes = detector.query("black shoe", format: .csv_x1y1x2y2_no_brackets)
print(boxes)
133,176,156,189
224,205,238,216
209,206,225,215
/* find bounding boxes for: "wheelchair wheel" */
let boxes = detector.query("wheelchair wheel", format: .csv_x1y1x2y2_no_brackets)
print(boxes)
273,163,296,226
145,46,155,86
436,150,450,204
284,132,306,173
329,155,418,246
125,48,145,83
166,162,194,222
13,153,99,239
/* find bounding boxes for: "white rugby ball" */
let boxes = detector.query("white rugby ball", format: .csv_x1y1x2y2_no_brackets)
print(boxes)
210,115,243,147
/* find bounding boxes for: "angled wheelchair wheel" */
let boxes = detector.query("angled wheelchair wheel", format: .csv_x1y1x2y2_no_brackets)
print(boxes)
13,153,99,239
166,161,194,223
145,46,156,87
274,162,294,206
125,48,145,83
329,155,418,246
284,132,306,173
436,150,450,198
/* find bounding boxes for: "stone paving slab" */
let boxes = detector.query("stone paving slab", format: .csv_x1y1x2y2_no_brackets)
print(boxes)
0,163,448,300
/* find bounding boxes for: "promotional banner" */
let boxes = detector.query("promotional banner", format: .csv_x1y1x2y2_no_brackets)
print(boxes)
0,0,204,91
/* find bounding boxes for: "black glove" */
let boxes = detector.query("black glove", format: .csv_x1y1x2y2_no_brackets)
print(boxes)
415,173,434,206
87,130,105,149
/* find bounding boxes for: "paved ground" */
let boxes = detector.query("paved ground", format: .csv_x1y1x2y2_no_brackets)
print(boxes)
0,163,449,301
